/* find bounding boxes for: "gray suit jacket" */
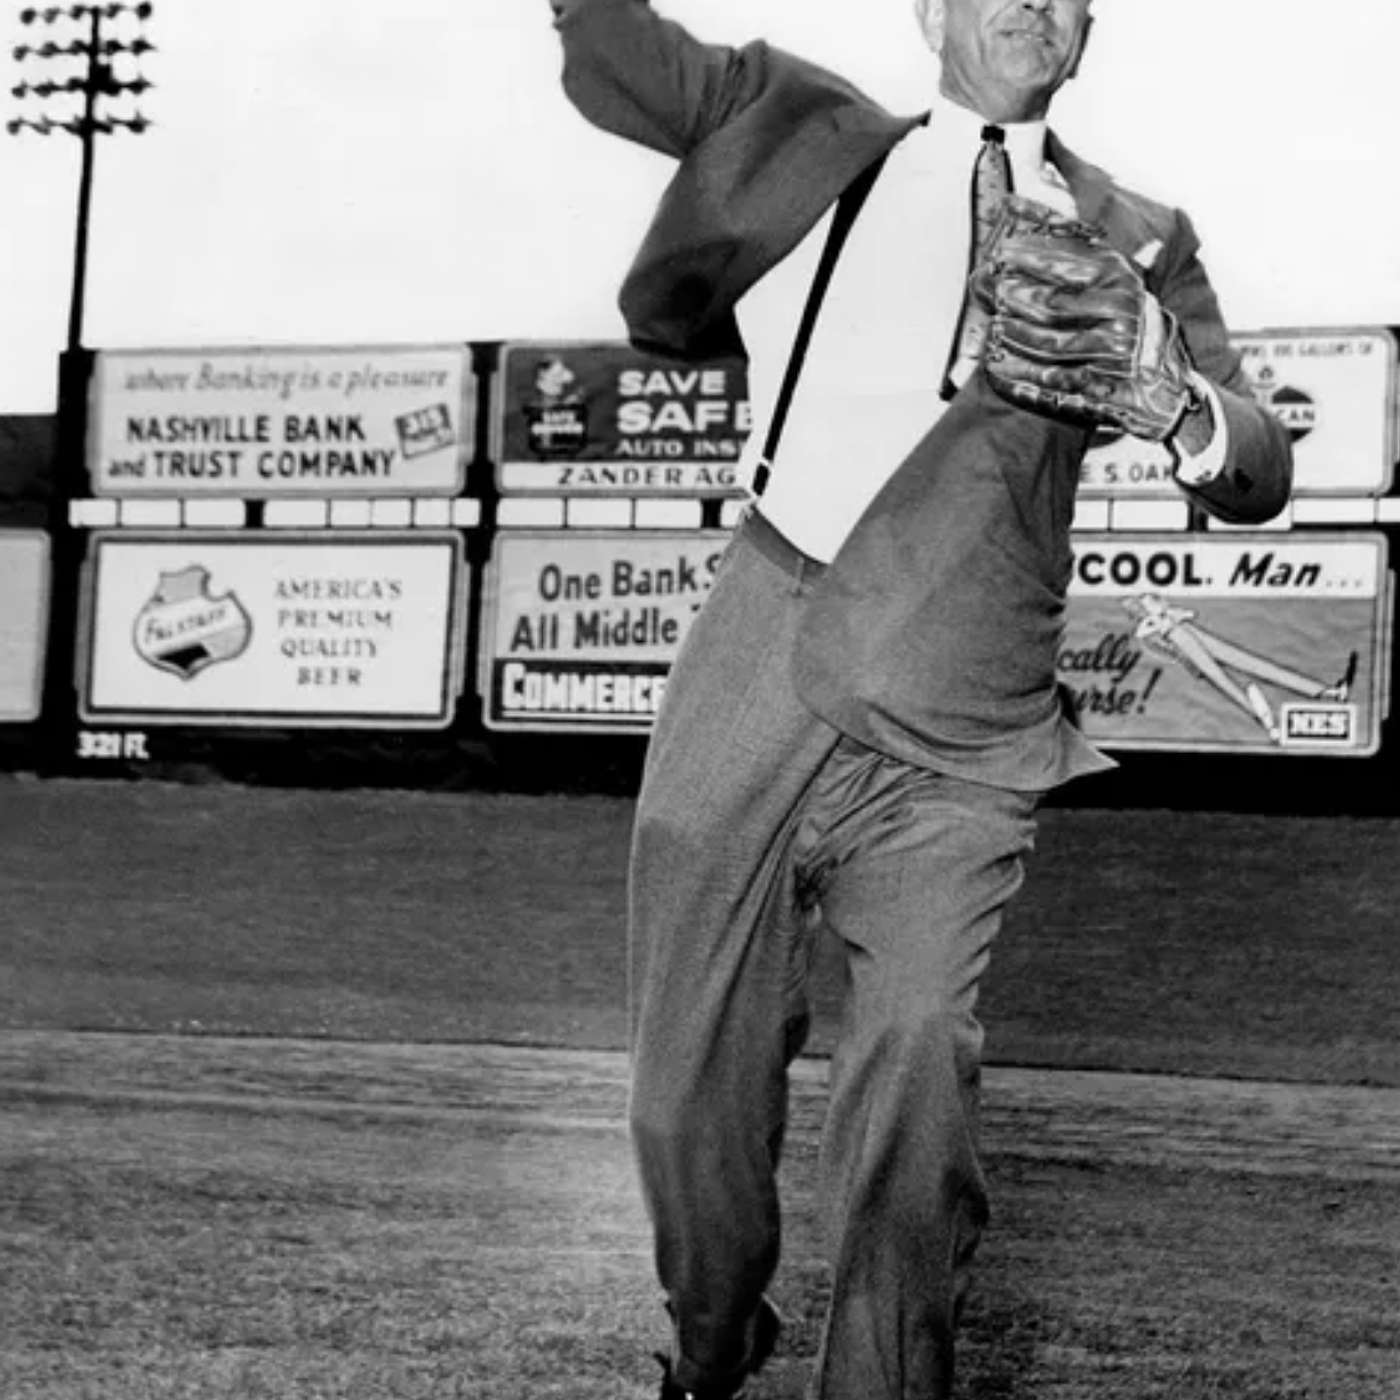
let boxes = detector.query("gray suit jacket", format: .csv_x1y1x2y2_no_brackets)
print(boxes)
553,0,1294,786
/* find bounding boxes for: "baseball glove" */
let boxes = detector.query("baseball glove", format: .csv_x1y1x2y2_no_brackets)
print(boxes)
970,195,1199,441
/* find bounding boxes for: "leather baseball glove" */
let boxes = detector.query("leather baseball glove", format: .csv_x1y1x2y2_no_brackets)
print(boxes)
970,195,1199,441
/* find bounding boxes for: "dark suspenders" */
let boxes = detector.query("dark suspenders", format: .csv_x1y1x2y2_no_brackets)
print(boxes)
751,153,890,498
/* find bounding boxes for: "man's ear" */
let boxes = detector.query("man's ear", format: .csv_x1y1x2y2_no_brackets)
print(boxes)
915,0,945,54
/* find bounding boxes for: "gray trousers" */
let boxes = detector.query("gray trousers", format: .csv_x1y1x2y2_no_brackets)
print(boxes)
629,511,1039,1399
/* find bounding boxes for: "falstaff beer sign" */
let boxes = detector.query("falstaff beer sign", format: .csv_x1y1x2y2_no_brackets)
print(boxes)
1079,327,1397,498
479,530,729,731
81,532,465,728
493,341,750,495
89,345,473,497
1062,533,1392,756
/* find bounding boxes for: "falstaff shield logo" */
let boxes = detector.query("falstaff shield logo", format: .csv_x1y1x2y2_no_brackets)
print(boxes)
133,565,252,680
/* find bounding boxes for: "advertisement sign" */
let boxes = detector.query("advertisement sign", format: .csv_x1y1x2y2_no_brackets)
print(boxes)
1061,533,1391,756
81,532,464,728
89,345,473,497
493,341,750,495
0,530,50,722
481,527,1391,755
479,529,729,732
1079,327,1397,498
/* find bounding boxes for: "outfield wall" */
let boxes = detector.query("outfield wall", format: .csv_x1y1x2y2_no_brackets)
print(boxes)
3,329,1399,794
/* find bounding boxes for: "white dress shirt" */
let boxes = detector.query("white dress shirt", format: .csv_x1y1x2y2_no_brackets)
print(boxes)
736,94,1223,562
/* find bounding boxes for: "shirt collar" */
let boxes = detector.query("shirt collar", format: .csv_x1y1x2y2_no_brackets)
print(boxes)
925,91,1050,178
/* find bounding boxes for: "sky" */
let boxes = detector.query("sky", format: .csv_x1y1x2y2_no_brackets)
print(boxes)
3,0,1400,413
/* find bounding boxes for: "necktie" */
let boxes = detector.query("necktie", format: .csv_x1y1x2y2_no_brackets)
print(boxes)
941,124,1013,400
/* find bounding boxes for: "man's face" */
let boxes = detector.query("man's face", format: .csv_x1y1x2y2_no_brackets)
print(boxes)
924,0,1093,122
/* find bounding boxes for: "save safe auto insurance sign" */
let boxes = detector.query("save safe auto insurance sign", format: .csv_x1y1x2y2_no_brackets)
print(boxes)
492,342,750,495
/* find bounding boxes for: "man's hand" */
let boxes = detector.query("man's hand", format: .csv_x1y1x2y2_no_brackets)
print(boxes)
970,195,1199,443
1174,393,1215,457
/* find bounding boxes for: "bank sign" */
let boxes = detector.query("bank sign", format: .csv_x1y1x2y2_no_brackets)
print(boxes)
81,532,465,728
492,341,750,495
479,530,728,731
89,345,473,497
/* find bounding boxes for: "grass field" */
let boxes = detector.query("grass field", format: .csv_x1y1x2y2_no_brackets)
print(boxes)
3,778,1399,1083
2,777,1399,1398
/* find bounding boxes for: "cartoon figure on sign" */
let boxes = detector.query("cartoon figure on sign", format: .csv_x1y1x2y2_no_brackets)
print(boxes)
524,354,588,458
1122,593,1355,744
133,565,252,680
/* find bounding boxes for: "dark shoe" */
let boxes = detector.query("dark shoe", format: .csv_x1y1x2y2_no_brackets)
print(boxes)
653,1359,747,1400
654,1296,782,1399
1321,650,1359,702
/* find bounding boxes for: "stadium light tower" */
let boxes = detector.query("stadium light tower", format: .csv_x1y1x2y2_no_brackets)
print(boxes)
9,2,155,351
9,3,155,776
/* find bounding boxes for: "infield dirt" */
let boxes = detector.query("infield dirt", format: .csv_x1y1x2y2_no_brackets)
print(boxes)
1,778,1398,1398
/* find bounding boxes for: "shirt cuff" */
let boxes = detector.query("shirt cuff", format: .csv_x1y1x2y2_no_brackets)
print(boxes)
1172,374,1229,485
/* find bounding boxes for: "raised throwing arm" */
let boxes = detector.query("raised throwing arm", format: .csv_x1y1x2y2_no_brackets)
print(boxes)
550,0,776,160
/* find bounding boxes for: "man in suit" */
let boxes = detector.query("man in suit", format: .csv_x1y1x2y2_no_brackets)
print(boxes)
548,2,1292,1397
